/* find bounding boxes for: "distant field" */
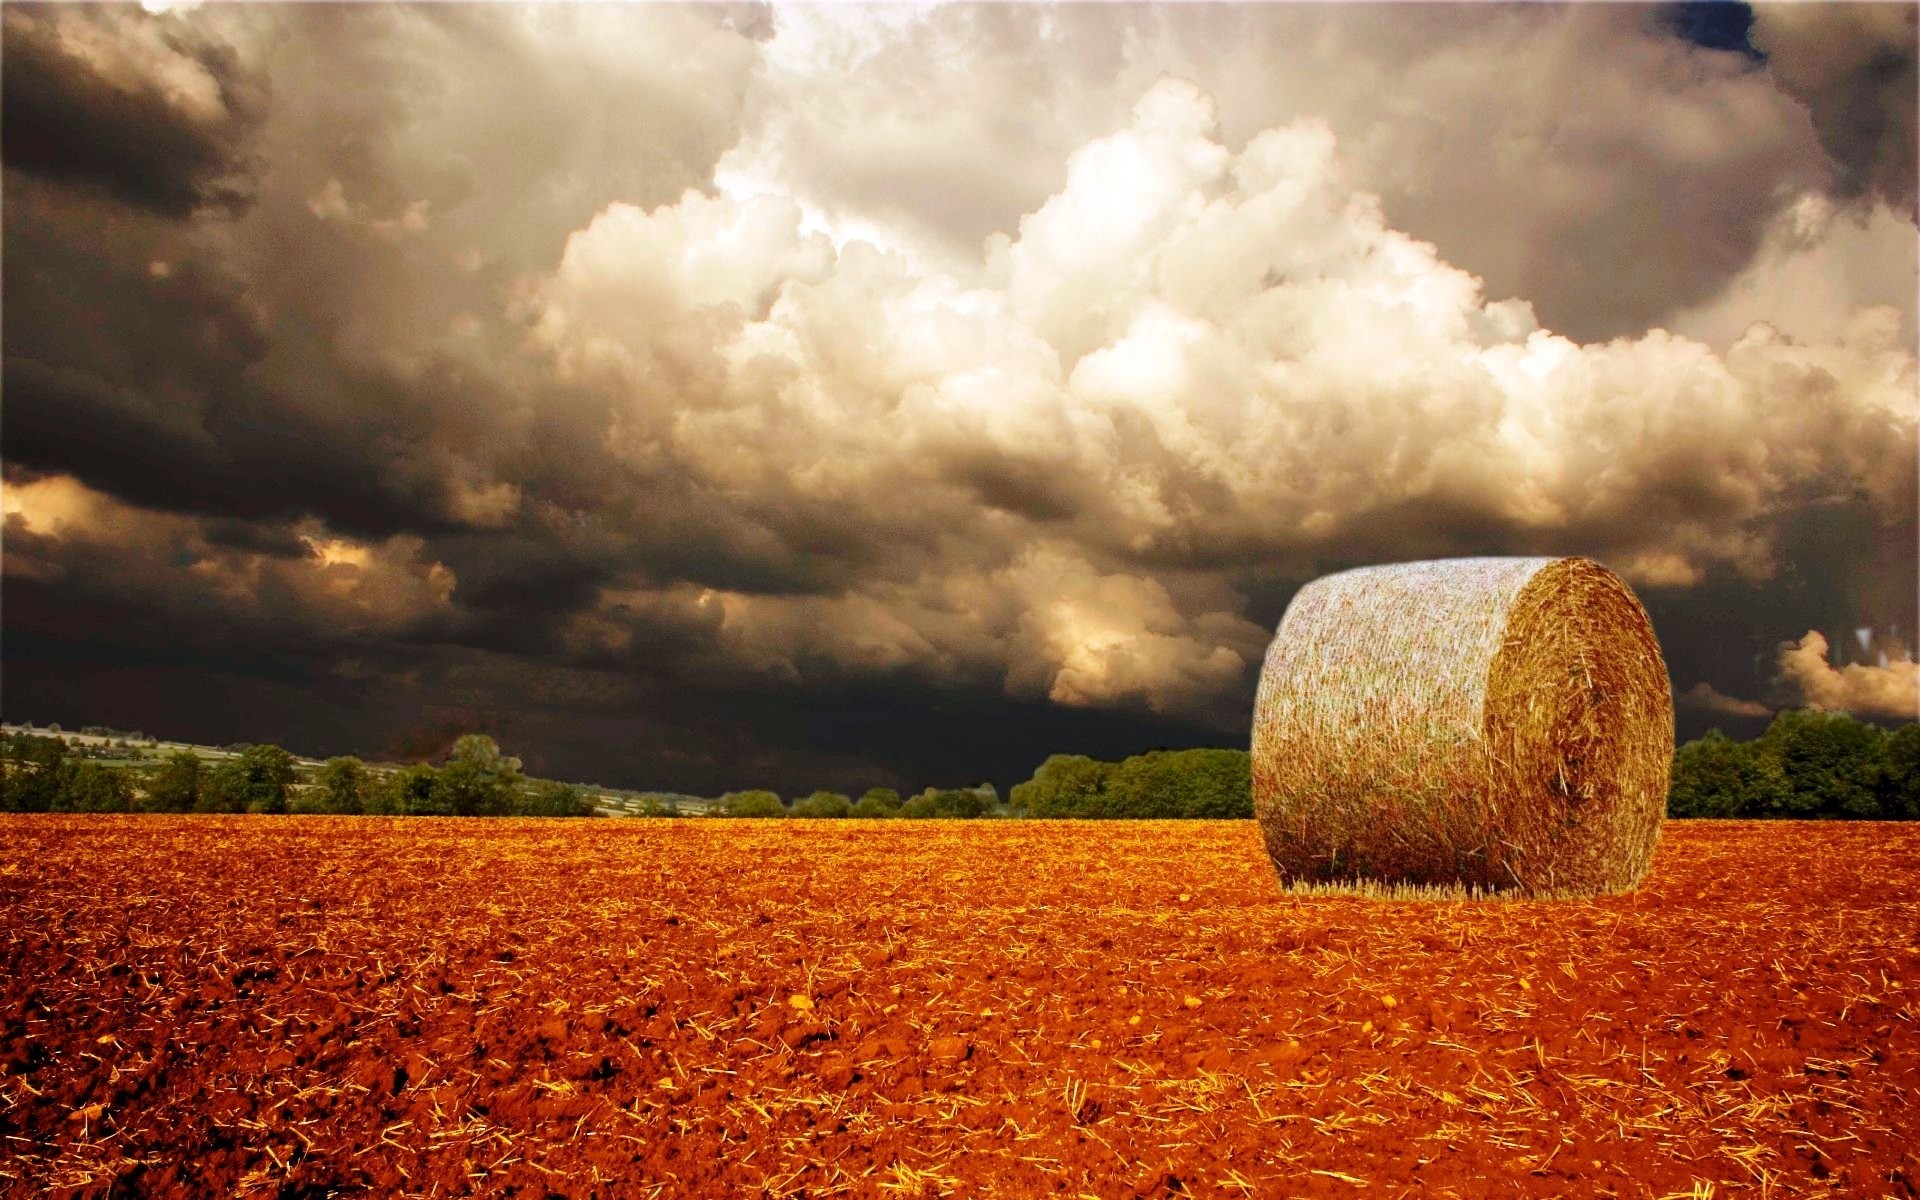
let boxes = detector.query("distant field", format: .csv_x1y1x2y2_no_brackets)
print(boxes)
5,818,1916,1197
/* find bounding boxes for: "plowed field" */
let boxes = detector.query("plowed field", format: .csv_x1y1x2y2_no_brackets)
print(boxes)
4,817,1916,1198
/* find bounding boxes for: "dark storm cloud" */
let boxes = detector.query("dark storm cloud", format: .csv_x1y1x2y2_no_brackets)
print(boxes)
1752,3,1919,216
0,347,518,540
2,4,1913,794
1,5,266,216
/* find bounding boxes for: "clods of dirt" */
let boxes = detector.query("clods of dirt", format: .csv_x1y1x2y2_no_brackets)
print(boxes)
3,816,1917,1198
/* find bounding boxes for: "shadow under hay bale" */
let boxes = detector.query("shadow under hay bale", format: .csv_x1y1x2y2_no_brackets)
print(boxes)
1251,556,1672,899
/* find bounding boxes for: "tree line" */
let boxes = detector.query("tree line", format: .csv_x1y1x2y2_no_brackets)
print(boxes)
1668,709,1918,820
4,710,1914,820
1008,748,1252,818
1010,713,1919,821
710,785,1000,819
0,733,592,817
706,748,1251,820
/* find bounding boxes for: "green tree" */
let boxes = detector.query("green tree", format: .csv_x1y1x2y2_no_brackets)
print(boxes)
1667,730,1790,818
450,734,520,774
315,757,367,814
197,759,250,813
1106,749,1253,818
237,745,297,813
54,761,134,812
719,790,785,818
1010,754,1114,818
1879,723,1920,821
902,788,988,819
432,735,524,816
193,745,297,813
1756,709,1889,819
851,787,901,818
940,787,990,818
792,790,852,818
518,780,594,817
381,763,446,815
431,760,494,816
1,733,70,812
142,751,202,813
363,766,429,815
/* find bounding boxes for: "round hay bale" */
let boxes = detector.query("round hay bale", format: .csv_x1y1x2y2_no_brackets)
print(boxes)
1251,556,1672,898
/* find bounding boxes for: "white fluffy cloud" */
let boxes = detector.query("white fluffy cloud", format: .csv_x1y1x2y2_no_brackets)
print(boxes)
528,79,1916,719
718,4,1856,342
1669,194,1918,352
1779,630,1919,720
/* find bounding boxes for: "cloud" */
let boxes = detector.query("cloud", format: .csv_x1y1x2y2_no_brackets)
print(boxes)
1667,193,1916,353
1751,3,1918,217
2,471,458,640
1003,548,1264,716
721,4,1834,342
1,5,266,215
1778,630,1919,720
2,5,1912,792
1678,681,1772,719
512,77,1916,725
2,4,763,543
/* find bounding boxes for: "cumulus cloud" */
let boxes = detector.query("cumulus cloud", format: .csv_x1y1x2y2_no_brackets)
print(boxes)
1003,548,1264,716
531,79,1914,716
1668,193,1916,352
1778,630,1919,720
720,4,1835,341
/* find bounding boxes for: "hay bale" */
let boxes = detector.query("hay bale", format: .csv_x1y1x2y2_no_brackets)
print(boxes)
1251,557,1671,898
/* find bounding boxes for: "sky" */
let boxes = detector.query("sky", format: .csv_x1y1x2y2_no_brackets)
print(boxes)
3,1,1916,796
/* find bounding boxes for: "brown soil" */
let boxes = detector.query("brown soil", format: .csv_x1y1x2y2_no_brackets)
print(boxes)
3,817,1915,1198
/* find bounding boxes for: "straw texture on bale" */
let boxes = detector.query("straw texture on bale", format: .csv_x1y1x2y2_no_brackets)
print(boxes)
1251,557,1672,898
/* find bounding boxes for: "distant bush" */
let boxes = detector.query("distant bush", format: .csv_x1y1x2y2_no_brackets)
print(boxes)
900,786,993,819
1670,711,1916,820
197,745,296,814
851,787,901,818
718,790,785,818
1011,749,1251,819
1,733,69,812
370,763,440,815
1762,710,1889,818
142,751,203,813
427,735,524,816
1885,724,1920,820
792,791,852,818
54,760,134,813
510,780,591,817
317,757,368,814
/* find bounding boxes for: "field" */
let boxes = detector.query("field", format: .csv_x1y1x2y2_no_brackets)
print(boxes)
4,818,1916,1198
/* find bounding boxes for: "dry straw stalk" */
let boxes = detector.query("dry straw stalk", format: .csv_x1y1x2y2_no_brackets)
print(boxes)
1251,557,1672,899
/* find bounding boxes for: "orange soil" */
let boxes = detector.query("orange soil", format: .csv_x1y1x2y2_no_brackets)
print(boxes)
3,817,1916,1198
